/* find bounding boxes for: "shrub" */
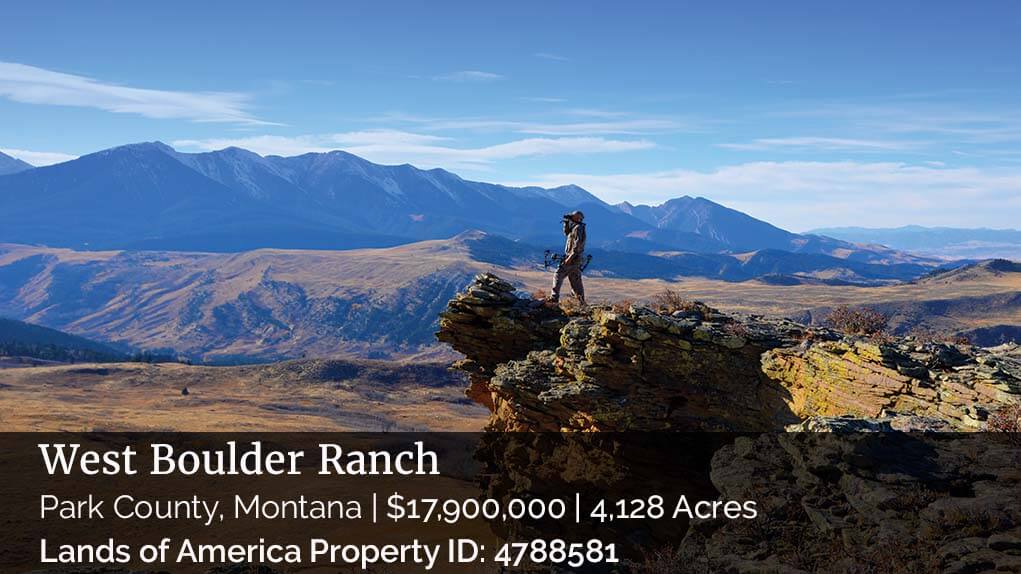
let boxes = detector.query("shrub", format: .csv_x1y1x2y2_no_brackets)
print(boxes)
610,298,634,314
826,304,889,336
988,403,1021,441
909,327,972,346
558,296,587,316
723,321,749,338
651,289,710,317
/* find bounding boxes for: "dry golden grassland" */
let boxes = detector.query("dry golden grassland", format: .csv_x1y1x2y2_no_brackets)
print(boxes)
0,361,487,432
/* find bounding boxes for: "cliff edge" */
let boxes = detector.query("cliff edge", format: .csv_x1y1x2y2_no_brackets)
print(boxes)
437,273,1020,431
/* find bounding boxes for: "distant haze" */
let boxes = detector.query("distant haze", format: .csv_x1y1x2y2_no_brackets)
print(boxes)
811,226,1021,261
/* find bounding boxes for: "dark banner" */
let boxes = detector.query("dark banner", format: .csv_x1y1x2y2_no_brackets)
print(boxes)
0,433,1017,573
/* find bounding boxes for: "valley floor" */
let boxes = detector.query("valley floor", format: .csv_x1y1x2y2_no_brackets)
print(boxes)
0,360,488,432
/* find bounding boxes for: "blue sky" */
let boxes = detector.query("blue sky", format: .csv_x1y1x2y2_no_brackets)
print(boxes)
2,1,1020,230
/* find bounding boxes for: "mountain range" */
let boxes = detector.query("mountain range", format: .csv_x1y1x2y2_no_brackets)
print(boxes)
0,142,925,268
618,196,796,252
812,226,1021,261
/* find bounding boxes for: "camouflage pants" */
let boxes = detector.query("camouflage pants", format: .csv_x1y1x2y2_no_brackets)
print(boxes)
551,263,585,303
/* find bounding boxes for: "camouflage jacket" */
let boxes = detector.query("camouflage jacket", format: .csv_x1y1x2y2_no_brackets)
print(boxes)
564,222,586,263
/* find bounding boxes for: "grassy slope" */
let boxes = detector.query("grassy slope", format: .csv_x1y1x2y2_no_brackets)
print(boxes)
1,241,1019,363
0,241,486,361
0,316,126,362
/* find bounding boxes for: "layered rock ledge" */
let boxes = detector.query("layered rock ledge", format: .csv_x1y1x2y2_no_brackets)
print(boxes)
437,273,1020,431
437,274,1021,573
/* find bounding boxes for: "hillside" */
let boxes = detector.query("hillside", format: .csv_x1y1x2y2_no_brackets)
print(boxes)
915,258,1021,283
858,259,1021,345
0,240,492,362
0,239,1017,362
0,317,126,364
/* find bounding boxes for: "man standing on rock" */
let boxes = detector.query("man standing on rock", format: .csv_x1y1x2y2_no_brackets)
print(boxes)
549,210,587,305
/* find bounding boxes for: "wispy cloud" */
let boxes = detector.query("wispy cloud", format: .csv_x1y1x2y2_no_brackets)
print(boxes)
431,70,504,82
0,147,78,166
706,96,1021,172
0,61,276,126
517,119,691,136
717,137,917,152
565,108,631,118
533,52,569,62
372,111,701,136
511,161,1021,230
173,130,654,171
769,100,1021,145
520,96,567,103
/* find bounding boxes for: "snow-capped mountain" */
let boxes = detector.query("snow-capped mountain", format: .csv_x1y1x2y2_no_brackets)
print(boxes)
0,142,923,266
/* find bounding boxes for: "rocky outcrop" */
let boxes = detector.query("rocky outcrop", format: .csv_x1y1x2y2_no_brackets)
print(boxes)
439,275,1021,573
438,274,1021,431
439,274,810,431
435,273,567,414
679,433,1021,573
763,337,1021,429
